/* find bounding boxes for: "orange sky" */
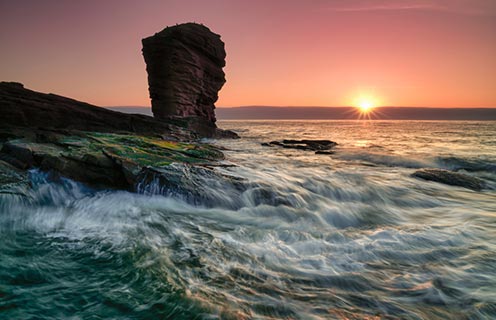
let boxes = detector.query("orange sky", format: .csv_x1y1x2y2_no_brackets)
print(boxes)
1,0,495,107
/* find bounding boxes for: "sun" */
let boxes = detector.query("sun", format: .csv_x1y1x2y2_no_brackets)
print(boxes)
348,93,382,119
357,100,374,113
349,94,381,120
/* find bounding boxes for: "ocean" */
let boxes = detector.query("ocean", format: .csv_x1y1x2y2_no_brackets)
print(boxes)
1,120,495,319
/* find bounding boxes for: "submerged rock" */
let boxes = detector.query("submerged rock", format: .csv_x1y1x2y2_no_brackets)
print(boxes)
412,168,484,191
261,139,338,152
0,160,29,196
142,23,229,137
136,163,246,208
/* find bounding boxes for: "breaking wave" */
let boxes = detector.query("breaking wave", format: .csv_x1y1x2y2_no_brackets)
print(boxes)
1,120,496,319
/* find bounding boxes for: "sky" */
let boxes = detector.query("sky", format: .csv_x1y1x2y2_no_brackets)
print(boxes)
1,0,495,108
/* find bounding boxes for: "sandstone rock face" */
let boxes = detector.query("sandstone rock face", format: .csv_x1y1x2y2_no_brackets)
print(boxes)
0,81,193,138
142,23,226,129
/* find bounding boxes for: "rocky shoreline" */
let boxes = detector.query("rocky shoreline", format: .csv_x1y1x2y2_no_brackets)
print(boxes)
0,23,241,198
0,81,239,197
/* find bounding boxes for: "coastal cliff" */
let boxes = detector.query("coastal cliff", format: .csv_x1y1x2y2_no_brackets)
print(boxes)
0,82,189,138
0,81,239,194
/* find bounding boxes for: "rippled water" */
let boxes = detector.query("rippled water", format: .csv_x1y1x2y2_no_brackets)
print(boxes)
1,120,495,319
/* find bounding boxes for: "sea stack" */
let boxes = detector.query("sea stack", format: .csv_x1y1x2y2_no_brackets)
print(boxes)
142,23,226,135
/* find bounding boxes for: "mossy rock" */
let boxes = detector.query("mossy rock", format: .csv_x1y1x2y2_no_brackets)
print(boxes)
1,131,225,190
59,132,224,167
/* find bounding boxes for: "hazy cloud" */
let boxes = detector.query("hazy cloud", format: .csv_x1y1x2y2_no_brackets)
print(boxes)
324,0,496,16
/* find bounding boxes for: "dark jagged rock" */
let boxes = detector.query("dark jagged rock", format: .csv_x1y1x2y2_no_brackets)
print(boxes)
261,139,338,152
0,81,195,138
142,23,232,137
412,168,484,191
315,150,334,155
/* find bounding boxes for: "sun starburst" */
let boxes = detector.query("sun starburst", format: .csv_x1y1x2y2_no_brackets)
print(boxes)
358,100,374,113
349,95,383,120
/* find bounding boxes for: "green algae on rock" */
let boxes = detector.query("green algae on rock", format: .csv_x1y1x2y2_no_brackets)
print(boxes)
0,131,225,190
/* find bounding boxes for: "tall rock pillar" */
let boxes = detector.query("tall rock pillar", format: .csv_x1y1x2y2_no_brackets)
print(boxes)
142,23,226,134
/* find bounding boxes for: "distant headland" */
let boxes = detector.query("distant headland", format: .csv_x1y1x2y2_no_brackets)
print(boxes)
108,106,496,121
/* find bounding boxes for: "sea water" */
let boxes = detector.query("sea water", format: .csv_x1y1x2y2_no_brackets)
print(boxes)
1,120,495,319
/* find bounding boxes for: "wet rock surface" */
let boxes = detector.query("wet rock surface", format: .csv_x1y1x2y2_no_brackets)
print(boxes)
136,163,246,208
262,139,338,153
0,160,28,196
412,168,485,191
142,23,227,136
0,130,225,191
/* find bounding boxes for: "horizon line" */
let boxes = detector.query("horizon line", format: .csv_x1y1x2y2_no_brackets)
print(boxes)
107,105,496,109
